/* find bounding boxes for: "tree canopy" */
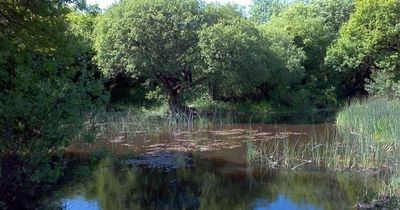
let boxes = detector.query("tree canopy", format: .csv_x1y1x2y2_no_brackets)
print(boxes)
199,17,273,99
326,0,400,98
95,0,205,111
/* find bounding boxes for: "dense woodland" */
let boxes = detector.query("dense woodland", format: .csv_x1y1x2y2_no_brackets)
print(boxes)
0,0,400,209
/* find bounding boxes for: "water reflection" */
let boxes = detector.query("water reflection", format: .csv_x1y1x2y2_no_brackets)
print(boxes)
54,154,376,210
64,197,99,210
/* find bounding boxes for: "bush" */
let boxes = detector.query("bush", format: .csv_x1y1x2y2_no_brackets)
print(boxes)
0,2,107,208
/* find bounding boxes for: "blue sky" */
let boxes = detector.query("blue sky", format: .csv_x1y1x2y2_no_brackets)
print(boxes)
86,0,252,9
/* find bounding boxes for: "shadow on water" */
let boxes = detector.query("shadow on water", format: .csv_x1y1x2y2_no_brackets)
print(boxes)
46,153,377,210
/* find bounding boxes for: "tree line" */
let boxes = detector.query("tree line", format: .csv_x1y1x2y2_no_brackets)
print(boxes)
93,0,399,111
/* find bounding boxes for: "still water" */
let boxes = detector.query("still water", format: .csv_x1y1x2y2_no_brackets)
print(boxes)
47,115,381,210
57,153,375,210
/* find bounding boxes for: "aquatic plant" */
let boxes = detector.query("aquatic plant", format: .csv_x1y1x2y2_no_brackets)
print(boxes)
246,125,400,203
76,109,213,144
336,98,400,142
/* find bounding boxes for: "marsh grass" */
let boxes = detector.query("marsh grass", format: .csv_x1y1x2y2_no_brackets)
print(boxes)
337,98,400,142
247,128,400,170
92,110,206,136
246,125,400,199
76,108,244,143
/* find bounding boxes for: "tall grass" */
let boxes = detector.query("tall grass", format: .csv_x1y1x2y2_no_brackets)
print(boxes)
247,128,400,170
337,98,400,142
76,108,211,143
246,125,400,199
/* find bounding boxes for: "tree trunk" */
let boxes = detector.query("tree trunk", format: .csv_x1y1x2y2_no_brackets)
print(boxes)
155,73,188,113
167,90,182,113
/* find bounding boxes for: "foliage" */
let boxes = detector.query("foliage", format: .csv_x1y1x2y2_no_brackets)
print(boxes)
94,0,205,111
365,71,400,98
203,2,244,24
258,23,306,107
0,0,106,208
67,7,100,53
93,0,357,110
249,0,289,23
95,0,321,110
311,0,354,34
188,95,274,114
263,0,353,108
326,0,400,98
199,17,273,100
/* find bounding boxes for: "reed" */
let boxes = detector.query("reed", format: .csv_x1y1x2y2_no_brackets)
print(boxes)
337,98,400,142
78,109,241,140
246,125,400,198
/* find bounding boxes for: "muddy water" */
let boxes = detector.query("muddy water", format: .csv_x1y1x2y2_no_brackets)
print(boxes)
69,123,334,163
55,122,378,210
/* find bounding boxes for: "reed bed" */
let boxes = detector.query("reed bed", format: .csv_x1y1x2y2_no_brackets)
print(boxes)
99,109,208,133
337,98,400,142
76,108,245,142
246,125,400,199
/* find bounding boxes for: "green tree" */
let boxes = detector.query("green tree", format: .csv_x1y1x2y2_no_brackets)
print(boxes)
0,0,106,208
250,0,289,23
325,0,400,98
195,3,244,100
264,0,353,107
94,0,205,112
312,0,354,35
67,6,101,53
203,3,244,26
199,17,274,100
258,24,306,106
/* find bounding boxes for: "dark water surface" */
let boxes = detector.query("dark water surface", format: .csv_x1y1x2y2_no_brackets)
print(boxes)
58,155,375,210
48,117,382,210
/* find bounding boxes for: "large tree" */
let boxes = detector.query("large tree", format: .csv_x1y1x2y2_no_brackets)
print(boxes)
325,0,400,98
95,0,205,112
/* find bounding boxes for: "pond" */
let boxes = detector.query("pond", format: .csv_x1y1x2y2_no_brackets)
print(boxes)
43,112,382,209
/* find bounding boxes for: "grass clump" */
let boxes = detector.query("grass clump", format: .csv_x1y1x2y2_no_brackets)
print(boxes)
78,108,210,143
337,98,400,142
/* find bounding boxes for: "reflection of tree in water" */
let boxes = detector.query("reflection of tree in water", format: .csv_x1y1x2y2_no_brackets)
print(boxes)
56,155,380,210
79,156,274,210
265,171,378,210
